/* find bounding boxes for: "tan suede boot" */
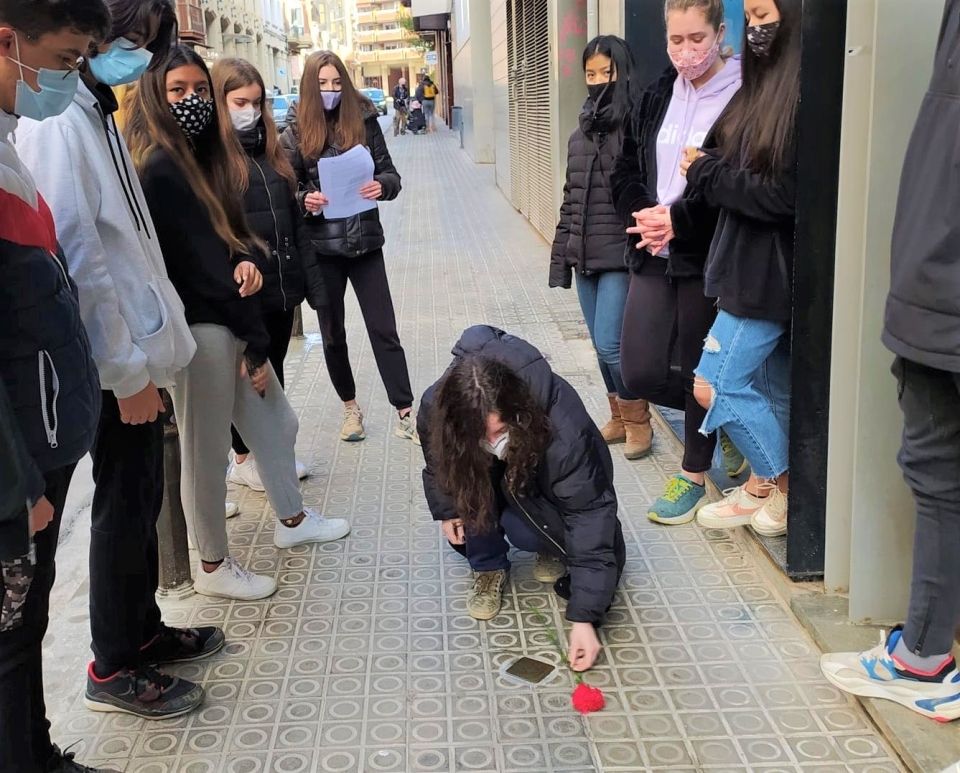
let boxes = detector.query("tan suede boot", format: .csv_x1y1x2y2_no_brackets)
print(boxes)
617,398,653,459
600,394,627,444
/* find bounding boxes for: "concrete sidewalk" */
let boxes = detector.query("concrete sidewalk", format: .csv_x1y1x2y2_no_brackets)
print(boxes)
42,121,904,772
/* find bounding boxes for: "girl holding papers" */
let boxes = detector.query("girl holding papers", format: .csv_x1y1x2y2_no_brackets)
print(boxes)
281,51,419,447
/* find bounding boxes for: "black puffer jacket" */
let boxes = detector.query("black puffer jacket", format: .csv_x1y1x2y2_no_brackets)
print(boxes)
237,123,326,311
280,100,401,258
418,326,626,625
550,99,628,288
611,68,722,278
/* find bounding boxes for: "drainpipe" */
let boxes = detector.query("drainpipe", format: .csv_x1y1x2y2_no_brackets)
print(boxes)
587,0,598,39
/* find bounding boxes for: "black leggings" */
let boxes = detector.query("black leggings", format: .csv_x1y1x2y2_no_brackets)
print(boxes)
231,307,297,455
620,260,718,473
316,248,414,410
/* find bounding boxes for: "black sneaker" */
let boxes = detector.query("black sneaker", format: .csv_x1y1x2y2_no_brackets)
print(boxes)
84,664,204,720
140,624,225,666
46,743,119,772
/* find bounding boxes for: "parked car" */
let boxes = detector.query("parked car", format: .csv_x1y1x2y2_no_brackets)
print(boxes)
360,87,388,116
269,93,299,131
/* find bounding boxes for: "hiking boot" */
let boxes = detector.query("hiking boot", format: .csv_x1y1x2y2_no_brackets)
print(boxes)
617,398,652,459
599,394,626,444
84,664,203,720
821,626,960,722
719,429,749,477
194,556,277,601
533,554,565,583
274,507,351,549
466,569,508,620
648,475,706,525
140,624,226,666
227,457,265,492
46,743,119,772
696,485,765,529
752,487,788,536
395,412,421,445
341,405,366,441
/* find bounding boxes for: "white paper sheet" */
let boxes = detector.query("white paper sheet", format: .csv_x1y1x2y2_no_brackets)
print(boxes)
316,145,377,220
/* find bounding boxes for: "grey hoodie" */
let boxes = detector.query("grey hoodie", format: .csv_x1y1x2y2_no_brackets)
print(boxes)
884,0,960,370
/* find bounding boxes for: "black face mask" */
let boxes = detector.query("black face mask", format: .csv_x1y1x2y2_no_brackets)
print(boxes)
746,21,781,57
587,80,616,107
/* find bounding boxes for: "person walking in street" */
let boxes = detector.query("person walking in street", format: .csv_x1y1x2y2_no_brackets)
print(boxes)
611,0,744,525
281,50,419,445
419,75,438,132
551,35,652,461
681,0,798,538
820,0,960,724
16,0,229,723
419,326,625,673
392,76,409,136
126,45,350,602
0,3,129,769
212,57,318,494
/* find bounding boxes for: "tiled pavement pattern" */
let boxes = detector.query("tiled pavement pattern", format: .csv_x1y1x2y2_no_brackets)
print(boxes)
42,120,904,772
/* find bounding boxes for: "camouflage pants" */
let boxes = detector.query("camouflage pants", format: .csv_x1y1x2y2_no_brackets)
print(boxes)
0,555,34,633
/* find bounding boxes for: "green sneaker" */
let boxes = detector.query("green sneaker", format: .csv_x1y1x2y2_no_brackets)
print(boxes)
648,475,706,525
719,430,749,478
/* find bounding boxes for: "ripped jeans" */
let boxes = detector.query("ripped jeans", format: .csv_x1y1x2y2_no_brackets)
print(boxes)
694,310,791,479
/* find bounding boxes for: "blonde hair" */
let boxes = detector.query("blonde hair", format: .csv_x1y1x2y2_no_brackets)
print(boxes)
664,0,733,58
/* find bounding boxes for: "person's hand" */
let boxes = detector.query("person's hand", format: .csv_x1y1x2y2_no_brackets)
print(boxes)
240,359,269,397
234,261,263,297
117,382,165,425
680,146,706,177
304,191,328,213
28,496,54,537
568,622,602,672
626,205,674,253
358,180,383,201
441,518,466,545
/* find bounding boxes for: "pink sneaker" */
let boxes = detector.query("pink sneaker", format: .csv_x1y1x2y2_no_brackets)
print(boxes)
696,485,765,529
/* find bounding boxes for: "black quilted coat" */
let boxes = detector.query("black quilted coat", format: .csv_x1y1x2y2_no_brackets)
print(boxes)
280,100,401,259
418,326,626,625
549,98,628,288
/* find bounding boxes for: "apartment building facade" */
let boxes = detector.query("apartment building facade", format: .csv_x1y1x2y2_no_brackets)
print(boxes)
354,0,426,92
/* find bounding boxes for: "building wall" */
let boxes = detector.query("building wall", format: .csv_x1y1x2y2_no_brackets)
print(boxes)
451,0,494,162
354,0,426,90
491,0,511,197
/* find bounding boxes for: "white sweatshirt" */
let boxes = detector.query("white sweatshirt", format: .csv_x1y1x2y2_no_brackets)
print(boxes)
16,81,196,399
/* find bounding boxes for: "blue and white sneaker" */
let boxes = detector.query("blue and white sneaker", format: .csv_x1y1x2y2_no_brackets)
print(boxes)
820,625,960,722
648,475,706,525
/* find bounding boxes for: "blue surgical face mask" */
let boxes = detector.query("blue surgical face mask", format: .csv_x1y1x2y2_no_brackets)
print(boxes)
321,90,342,111
9,32,80,121
89,38,153,86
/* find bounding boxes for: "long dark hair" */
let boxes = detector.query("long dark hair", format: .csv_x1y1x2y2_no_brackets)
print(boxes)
582,35,639,128
714,0,800,178
429,357,551,534
296,50,368,160
212,57,296,194
103,0,177,61
125,45,259,256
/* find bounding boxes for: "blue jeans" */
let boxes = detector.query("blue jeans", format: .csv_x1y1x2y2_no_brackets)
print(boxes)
466,507,545,572
694,310,791,478
576,272,636,399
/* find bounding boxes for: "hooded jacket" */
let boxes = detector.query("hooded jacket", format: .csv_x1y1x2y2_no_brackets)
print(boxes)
16,80,196,399
549,95,628,288
280,100,401,259
884,0,960,370
611,63,740,278
418,326,626,625
0,113,101,518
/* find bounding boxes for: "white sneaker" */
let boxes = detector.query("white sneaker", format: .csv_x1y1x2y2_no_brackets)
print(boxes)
228,458,265,492
295,459,309,480
696,485,765,529
274,507,351,549
225,501,239,519
752,487,788,536
395,413,421,445
194,556,277,600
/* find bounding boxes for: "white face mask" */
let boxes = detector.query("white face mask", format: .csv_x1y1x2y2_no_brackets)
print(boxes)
481,432,510,460
229,104,261,132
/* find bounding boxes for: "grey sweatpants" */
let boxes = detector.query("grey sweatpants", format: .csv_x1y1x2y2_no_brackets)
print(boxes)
171,324,303,562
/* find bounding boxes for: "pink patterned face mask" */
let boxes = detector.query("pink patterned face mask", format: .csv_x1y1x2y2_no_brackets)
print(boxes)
668,38,720,81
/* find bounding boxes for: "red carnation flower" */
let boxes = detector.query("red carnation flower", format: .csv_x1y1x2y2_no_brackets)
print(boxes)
571,681,605,714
